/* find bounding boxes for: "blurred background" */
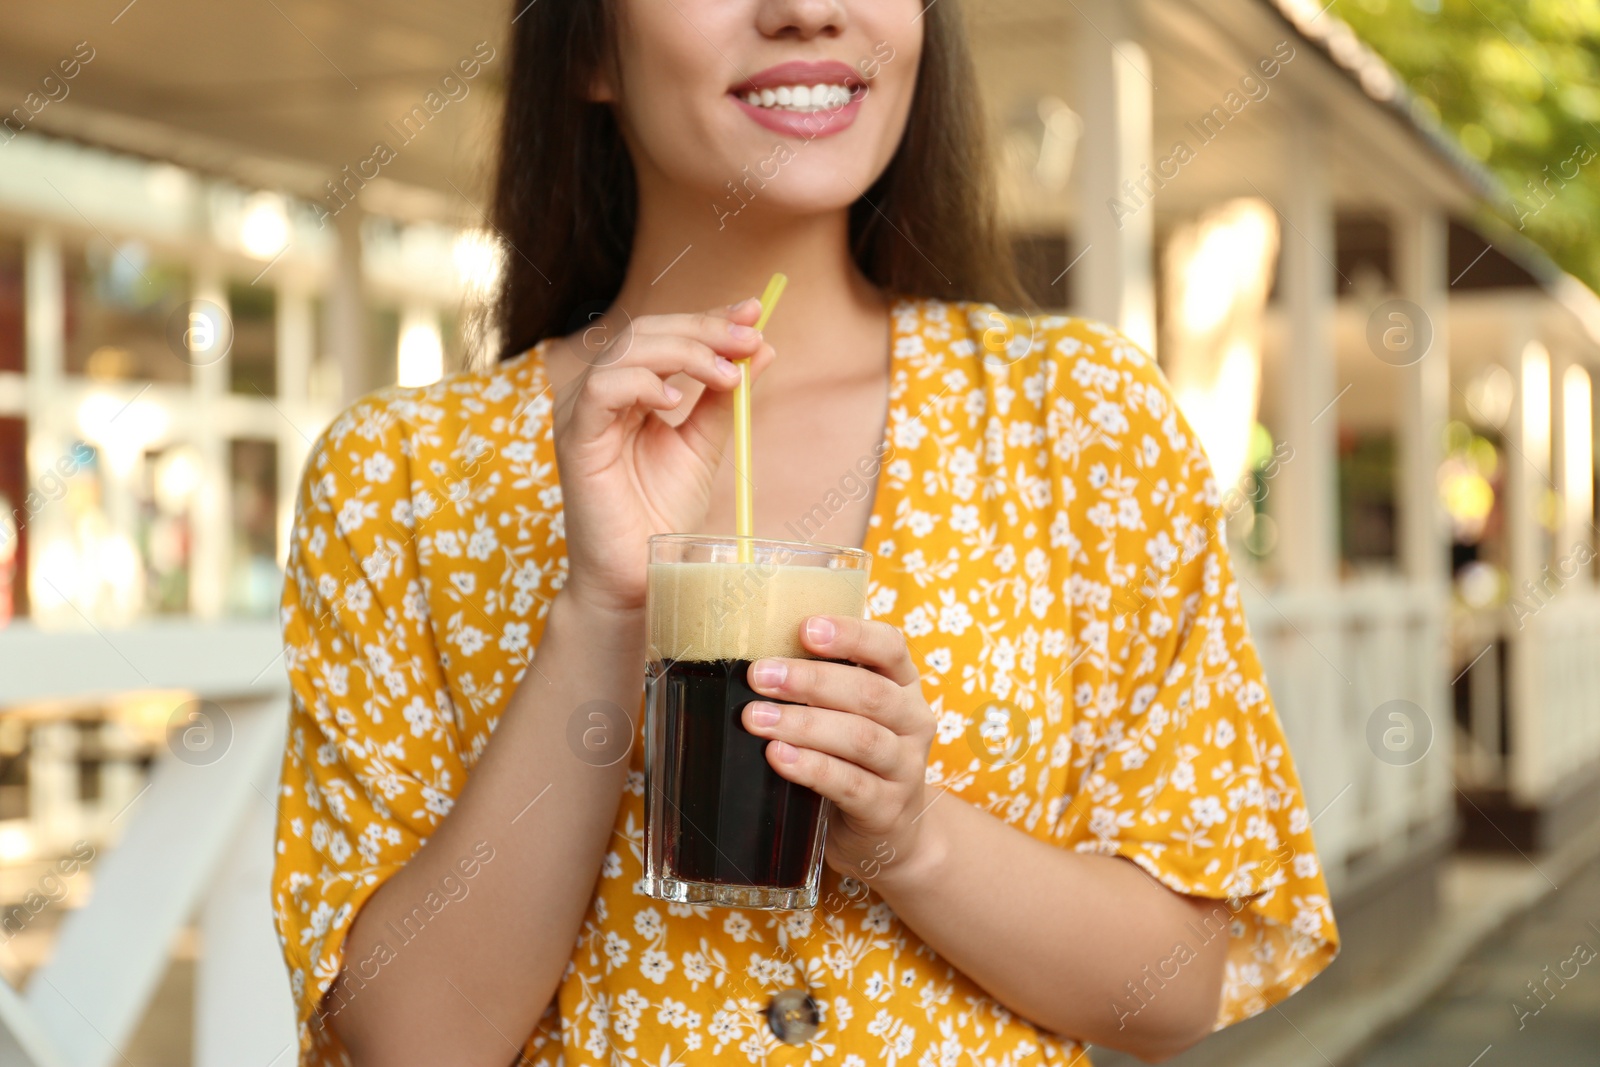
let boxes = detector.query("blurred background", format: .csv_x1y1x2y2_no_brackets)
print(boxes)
0,0,1597,1064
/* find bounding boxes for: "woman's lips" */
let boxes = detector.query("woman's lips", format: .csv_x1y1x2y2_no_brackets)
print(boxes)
729,59,867,139
730,89,865,139
730,59,863,95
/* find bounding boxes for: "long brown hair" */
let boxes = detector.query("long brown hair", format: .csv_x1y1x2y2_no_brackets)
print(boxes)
489,0,1028,361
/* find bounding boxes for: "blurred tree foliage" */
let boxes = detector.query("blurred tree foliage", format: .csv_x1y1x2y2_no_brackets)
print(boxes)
1338,0,1600,289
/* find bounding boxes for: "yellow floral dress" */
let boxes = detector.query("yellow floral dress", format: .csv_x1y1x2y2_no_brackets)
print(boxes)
273,296,1339,1065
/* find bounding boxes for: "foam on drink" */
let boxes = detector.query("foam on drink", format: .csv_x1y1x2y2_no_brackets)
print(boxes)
647,560,868,663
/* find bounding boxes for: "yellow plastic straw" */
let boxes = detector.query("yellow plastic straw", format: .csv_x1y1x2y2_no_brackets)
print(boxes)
735,272,787,562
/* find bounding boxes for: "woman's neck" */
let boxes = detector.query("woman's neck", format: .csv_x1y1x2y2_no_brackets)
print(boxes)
605,177,893,390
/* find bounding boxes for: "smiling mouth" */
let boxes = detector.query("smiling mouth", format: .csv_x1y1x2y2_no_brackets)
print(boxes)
731,82,866,113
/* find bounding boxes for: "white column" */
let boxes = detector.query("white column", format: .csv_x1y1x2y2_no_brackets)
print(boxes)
277,283,315,566
1073,0,1155,353
1505,315,1551,803
1392,206,1455,832
1393,207,1451,589
1507,332,1552,596
1557,356,1594,577
191,265,229,619
331,208,369,404
1273,108,1339,588
23,230,67,623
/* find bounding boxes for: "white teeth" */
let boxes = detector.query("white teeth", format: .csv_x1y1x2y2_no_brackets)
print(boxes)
739,82,856,113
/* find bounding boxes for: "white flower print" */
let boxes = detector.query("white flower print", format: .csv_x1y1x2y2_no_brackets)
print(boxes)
599,931,633,973
640,949,674,984
936,600,972,636
362,452,395,483
722,912,753,942
498,622,530,655
634,907,664,939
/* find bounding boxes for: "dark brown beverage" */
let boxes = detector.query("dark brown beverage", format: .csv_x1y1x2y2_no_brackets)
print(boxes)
643,542,870,909
650,657,829,888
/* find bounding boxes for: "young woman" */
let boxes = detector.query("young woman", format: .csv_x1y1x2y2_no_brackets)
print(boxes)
272,2,1338,1065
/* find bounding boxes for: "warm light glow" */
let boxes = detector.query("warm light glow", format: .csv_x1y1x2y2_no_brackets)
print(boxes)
239,192,290,259
1438,421,1502,544
1456,560,1502,609
0,826,32,864
1464,364,1514,428
1522,341,1551,473
1161,198,1280,489
1033,96,1080,192
1563,364,1593,533
1174,341,1259,493
35,538,83,602
153,446,203,514
453,229,503,294
1441,469,1495,528
78,393,169,473
97,534,141,596
1179,208,1276,337
1116,39,1156,353
397,309,445,388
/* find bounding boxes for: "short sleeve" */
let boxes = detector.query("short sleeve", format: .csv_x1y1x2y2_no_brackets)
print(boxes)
1046,321,1339,1029
271,394,461,1061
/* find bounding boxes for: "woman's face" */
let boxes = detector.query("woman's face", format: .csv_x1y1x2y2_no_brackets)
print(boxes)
596,0,925,219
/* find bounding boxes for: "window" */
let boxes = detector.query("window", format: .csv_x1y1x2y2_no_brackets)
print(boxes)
228,438,280,617
369,304,400,388
0,717,28,822
0,235,22,374
139,444,196,614
307,294,340,406
228,282,277,397
64,241,193,383
1339,431,1398,566
0,417,26,622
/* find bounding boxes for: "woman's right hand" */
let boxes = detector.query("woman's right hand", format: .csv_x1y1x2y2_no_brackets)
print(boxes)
551,297,776,616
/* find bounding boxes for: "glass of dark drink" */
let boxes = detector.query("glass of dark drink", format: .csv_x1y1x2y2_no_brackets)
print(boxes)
642,534,871,910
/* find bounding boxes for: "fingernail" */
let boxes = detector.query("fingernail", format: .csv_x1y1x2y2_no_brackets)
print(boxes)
715,355,738,377
750,703,781,727
806,617,835,643
750,660,787,688
729,323,759,340
727,297,755,311
776,740,801,763
664,384,683,403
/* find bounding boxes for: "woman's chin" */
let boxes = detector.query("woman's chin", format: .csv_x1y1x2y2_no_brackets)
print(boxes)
690,152,890,220
703,183,874,226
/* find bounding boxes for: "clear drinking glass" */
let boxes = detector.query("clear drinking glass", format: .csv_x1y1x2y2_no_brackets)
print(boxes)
642,534,872,910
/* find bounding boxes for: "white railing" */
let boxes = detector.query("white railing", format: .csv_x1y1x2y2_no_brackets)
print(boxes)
0,620,295,1067
1454,590,1600,805
1242,576,1454,894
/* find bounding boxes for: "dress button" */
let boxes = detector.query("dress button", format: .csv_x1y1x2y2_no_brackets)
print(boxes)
766,988,820,1045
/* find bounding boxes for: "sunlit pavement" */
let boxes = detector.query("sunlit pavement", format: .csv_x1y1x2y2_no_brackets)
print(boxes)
1353,853,1600,1067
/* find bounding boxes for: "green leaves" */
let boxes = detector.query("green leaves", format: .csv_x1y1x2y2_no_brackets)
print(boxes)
1342,0,1600,287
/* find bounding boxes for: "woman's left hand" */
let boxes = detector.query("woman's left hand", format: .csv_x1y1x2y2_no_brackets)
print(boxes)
741,615,936,885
